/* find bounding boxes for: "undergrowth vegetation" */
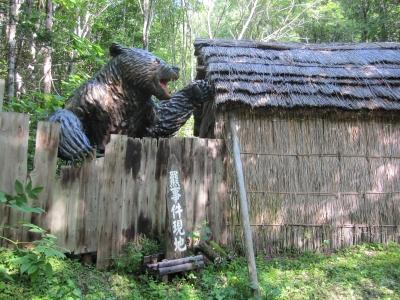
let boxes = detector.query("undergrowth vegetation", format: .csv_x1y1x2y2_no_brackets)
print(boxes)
1,242,399,299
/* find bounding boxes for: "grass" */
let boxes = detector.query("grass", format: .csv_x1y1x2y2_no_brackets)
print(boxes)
1,243,400,299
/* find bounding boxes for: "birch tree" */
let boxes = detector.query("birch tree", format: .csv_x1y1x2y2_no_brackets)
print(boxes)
140,0,154,50
7,0,20,99
43,0,53,94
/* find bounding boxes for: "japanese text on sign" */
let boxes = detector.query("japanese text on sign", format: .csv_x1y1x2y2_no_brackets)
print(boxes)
169,170,187,252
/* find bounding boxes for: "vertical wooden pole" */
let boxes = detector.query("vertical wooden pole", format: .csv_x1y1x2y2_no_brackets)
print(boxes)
228,113,260,297
0,79,4,111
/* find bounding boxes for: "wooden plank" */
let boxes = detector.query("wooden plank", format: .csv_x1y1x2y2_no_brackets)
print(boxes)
74,158,103,253
146,138,160,236
118,137,141,248
58,166,81,251
30,122,60,233
0,112,29,245
96,134,128,269
155,138,170,240
207,139,228,244
192,138,208,238
182,138,195,244
47,169,70,251
0,79,4,111
133,137,152,239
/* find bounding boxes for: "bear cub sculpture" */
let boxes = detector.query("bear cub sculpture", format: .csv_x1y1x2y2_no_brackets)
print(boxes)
50,43,212,160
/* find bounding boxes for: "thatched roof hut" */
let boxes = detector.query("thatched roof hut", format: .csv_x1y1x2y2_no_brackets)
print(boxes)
194,38,400,254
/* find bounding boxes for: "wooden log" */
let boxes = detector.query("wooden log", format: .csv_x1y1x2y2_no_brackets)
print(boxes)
208,240,228,258
228,112,260,297
148,255,204,270
197,241,222,262
143,253,164,265
158,261,205,276
0,79,4,111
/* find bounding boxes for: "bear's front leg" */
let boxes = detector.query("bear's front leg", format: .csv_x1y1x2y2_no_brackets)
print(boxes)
49,109,93,161
146,80,213,137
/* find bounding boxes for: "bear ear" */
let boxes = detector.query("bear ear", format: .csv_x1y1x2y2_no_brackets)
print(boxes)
110,43,124,57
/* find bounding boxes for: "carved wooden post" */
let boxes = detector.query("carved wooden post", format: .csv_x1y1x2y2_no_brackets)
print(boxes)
166,154,188,259
0,79,4,111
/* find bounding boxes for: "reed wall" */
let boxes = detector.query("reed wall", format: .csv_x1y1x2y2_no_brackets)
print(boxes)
219,109,400,254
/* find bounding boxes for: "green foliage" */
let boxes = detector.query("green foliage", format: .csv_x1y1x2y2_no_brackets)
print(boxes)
177,116,195,138
187,220,212,243
113,235,161,274
0,58,6,78
0,181,66,281
5,0,400,139
0,243,400,299
0,179,44,214
260,243,400,299
11,224,65,279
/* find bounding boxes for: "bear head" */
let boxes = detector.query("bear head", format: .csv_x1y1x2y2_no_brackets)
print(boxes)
109,43,179,100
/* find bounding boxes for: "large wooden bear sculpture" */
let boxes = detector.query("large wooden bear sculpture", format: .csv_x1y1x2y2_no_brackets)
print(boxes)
50,43,212,160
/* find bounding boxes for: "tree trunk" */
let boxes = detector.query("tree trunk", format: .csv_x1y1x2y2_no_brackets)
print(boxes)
142,0,153,50
43,0,53,94
26,0,38,91
7,0,19,100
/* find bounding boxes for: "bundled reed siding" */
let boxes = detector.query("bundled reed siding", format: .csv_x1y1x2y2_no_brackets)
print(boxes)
221,110,400,254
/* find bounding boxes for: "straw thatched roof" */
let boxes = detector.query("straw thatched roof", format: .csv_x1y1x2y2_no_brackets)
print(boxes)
194,38,400,111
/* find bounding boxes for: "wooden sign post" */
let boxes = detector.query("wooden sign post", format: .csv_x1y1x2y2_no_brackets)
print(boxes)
166,154,187,259
145,153,204,279
0,79,4,111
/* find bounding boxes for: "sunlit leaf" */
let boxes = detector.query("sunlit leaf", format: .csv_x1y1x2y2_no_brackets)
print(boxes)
26,180,32,193
14,180,24,194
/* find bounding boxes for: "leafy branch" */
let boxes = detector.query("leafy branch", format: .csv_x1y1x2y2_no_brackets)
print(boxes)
0,180,66,280
0,179,44,214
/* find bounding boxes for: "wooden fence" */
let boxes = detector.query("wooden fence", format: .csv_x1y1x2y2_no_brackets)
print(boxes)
0,112,227,268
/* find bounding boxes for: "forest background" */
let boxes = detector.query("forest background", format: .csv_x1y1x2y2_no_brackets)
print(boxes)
1,0,400,136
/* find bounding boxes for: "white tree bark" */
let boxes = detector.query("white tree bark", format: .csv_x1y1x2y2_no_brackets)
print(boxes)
7,0,20,99
141,0,153,50
43,0,53,94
